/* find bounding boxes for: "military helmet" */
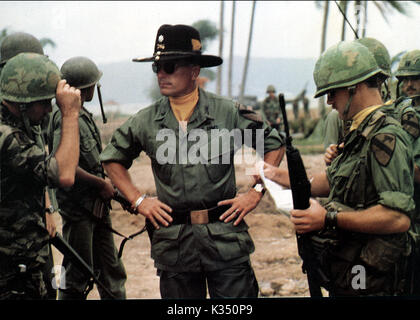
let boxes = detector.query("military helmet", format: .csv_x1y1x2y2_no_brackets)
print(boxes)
266,85,276,93
313,41,382,98
0,52,61,103
355,37,391,77
60,56,102,89
0,32,44,66
395,50,420,78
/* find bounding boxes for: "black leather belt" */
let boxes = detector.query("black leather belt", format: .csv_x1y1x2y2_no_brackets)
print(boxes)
170,205,231,225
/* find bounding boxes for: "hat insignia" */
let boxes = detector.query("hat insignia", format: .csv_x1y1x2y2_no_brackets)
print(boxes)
158,35,164,43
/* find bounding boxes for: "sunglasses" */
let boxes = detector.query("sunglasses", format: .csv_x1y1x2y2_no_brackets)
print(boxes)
152,61,191,74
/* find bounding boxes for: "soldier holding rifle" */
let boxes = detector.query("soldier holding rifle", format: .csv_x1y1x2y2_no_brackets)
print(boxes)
261,41,414,296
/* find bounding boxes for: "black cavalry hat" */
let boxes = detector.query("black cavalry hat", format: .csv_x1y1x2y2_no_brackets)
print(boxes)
132,24,223,68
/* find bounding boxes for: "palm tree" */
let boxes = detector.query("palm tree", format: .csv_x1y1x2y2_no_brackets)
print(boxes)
228,1,236,99
339,1,349,40
238,0,256,104
316,1,330,117
336,1,420,40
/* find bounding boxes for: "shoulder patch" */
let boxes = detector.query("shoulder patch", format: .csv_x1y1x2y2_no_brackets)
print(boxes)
371,133,396,166
236,103,263,123
401,111,420,138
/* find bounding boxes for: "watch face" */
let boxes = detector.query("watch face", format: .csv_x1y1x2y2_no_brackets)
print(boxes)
254,184,264,192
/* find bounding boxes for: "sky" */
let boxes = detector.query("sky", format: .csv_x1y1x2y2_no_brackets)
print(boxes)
2,1,420,68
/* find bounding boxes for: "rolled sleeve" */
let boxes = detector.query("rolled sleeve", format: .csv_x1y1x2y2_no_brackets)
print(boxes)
377,191,415,214
99,115,143,169
370,128,415,216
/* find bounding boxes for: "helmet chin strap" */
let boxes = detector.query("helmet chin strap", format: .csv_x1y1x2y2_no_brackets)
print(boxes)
19,103,34,141
342,85,356,122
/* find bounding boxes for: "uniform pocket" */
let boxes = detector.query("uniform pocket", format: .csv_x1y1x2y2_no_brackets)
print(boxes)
207,222,255,261
80,137,101,171
149,143,176,185
150,224,182,266
359,234,407,274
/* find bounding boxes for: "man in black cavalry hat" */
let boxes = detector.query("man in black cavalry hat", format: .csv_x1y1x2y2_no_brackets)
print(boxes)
100,24,285,298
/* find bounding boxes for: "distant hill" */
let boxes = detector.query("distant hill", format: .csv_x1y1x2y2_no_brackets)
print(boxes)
93,56,317,112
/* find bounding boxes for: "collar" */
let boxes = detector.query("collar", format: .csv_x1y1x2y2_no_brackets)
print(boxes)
154,88,214,131
168,86,199,122
350,102,390,132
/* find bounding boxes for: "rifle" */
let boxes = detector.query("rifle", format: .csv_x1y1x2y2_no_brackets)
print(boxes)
97,82,107,124
113,190,137,214
50,232,116,299
279,93,325,297
112,190,148,258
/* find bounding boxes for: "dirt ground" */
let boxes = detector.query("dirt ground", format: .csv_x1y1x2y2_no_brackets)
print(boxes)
52,149,327,299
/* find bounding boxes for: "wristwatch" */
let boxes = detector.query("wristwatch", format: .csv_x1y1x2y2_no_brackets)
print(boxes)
45,205,55,215
324,209,338,231
252,183,266,195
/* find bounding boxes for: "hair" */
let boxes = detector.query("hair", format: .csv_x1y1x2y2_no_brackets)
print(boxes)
364,74,382,89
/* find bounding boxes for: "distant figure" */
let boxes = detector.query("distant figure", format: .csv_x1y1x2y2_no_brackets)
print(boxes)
262,85,282,131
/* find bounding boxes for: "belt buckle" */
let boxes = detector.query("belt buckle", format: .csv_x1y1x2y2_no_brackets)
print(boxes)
190,209,209,224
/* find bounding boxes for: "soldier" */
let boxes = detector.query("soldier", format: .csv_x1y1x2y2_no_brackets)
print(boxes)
48,56,127,300
396,50,420,106
395,50,420,293
100,24,285,298
0,52,81,299
323,37,409,166
261,41,414,296
262,85,282,131
0,31,58,299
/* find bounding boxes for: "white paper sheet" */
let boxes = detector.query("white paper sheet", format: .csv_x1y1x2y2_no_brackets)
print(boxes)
258,162,293,217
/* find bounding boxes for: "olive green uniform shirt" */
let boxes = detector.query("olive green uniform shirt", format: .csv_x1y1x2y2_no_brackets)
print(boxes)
100,88,284,272
49,105,105,221
325,108,415,294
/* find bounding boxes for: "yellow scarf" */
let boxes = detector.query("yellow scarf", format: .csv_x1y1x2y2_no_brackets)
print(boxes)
350,100,392,131
169,87,199,122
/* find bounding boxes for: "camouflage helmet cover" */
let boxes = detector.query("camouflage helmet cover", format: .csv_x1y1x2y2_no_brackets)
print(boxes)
60,56,103,89
0,52,61,103
355,37,391,77
395,50,420,78
266,85,276,93
0,32,44,66
313,41,382,98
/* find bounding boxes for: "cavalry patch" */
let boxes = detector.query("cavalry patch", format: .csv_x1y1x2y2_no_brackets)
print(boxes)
371,133,396,166
401,111,420,138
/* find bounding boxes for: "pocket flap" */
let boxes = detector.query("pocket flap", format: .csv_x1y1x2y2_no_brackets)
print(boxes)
153,224,183,240
207,221,248,235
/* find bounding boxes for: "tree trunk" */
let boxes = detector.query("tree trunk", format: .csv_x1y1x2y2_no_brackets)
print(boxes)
216,1,224,95
228,1,236,99
340,0,348,41
318,0,329,118
355,0,361,39
362,1,368,37
239,0,256,104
